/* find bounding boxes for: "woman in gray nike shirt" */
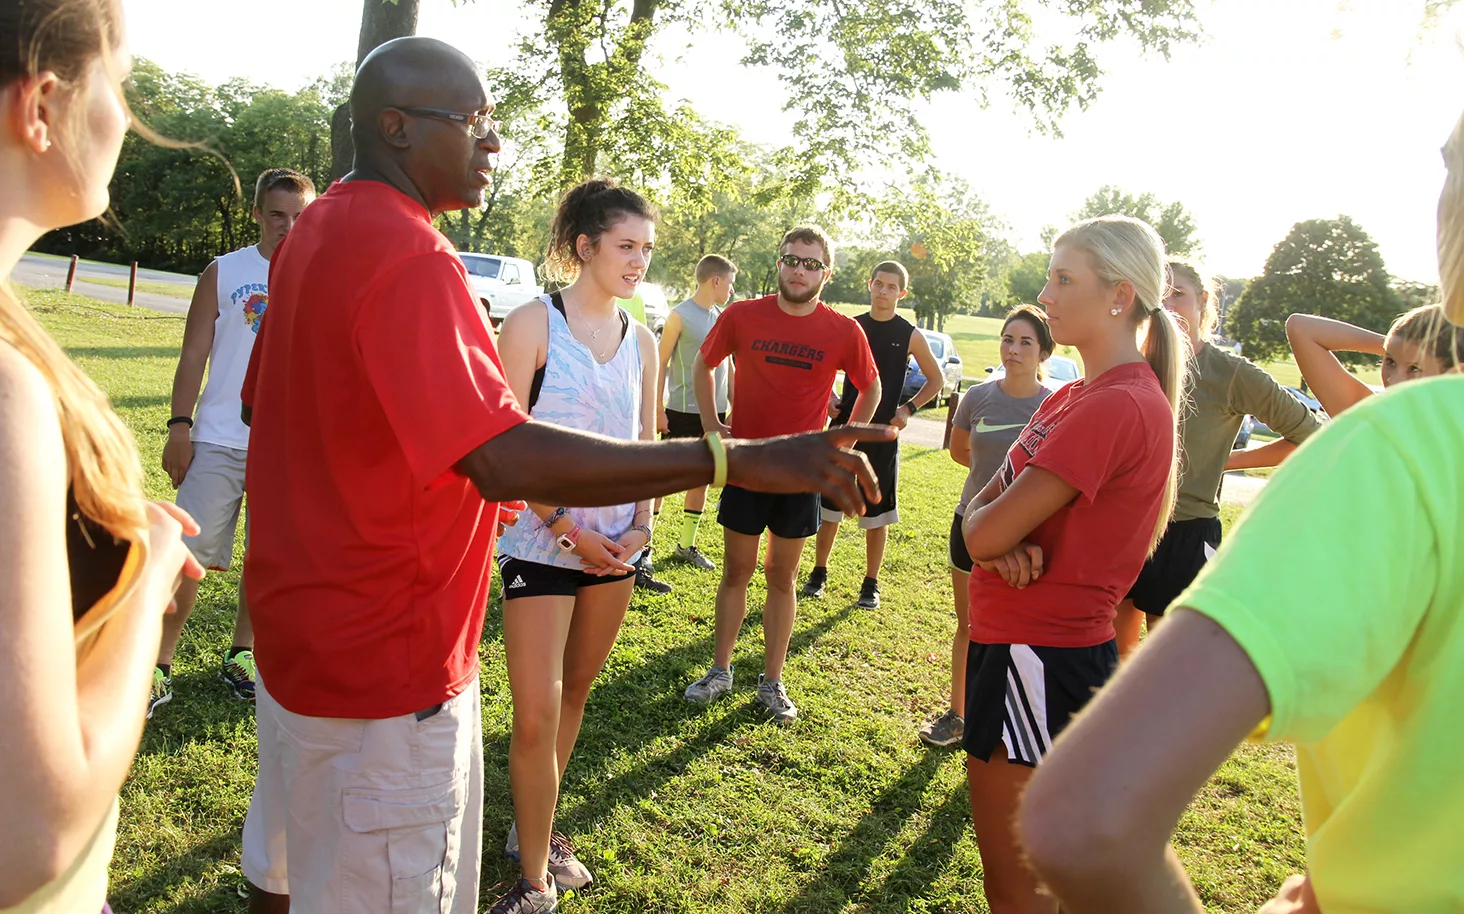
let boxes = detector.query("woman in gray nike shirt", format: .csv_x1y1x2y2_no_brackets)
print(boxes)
920,305,1054,747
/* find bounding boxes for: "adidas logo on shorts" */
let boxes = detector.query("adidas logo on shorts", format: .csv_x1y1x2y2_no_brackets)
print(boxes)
508,575,527,590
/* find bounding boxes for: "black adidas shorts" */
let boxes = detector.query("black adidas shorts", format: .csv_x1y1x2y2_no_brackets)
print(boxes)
662,408,725,441
1125,516,1222,616
718,484,821,540
497,555,630,599
819,438,899,529
962,639,1118,767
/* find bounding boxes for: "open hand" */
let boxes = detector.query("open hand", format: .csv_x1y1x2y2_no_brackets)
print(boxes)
974,541,1044,588
724,424,897,517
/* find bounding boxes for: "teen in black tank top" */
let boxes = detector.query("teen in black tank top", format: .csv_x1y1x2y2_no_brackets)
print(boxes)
833,312,915,426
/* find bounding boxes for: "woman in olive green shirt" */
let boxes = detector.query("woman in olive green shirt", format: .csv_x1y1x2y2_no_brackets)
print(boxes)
1114,260,1322,658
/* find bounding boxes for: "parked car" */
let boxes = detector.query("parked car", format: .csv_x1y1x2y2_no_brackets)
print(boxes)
983,354,1081,391
616,282,670,334
458,252,543,326
900,329,964,408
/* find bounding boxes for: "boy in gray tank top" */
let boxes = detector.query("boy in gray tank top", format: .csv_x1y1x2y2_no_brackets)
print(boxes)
650,255,737,579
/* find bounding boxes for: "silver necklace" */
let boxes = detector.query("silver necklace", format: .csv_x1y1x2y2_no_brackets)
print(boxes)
572,304,619,359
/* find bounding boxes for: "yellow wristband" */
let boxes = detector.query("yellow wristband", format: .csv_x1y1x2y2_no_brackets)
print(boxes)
704,431,727,488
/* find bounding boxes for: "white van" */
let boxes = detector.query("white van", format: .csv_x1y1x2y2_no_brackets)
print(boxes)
458,252,543,326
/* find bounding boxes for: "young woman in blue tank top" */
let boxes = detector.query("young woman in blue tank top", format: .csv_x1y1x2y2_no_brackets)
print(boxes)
489,180,661,912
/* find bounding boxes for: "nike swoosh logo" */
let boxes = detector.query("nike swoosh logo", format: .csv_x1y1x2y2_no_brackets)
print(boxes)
975,418,1026,433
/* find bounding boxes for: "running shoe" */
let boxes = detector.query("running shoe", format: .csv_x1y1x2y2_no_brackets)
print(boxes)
799,566,827,599
147,667,172,719
755,673,799,724
672,545,716,572
919,709,965,747
857,577,881,609
219,650,258,701
485,877,558,914
633,550,673,595
505,823,593,890
684,665,734,703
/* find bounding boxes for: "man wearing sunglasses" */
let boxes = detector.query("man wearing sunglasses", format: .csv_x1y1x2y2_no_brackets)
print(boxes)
683,226,881,724
237,40,892,914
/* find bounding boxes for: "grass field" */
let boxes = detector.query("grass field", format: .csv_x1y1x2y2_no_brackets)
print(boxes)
23,289,1306,913
79,275,195,299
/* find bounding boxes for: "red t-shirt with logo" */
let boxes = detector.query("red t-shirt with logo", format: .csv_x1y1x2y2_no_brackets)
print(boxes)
968,362,1175,648
700,295,877,440
241,179,529,719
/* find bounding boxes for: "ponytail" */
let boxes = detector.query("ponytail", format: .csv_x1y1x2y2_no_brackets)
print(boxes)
1143,306,1189,552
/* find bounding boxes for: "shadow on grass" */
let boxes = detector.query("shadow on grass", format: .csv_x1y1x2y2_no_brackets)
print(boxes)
68,345,180,360
110,829,244,914
771,753,962,912
478,602,859,852
114,393,171,409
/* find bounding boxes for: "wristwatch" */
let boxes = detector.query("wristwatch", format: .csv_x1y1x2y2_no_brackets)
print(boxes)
556,524,581,552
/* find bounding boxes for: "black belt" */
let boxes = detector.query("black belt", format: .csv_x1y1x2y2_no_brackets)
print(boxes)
415,702,444,722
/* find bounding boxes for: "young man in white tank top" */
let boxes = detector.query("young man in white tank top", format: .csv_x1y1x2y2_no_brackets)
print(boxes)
153,168,315,717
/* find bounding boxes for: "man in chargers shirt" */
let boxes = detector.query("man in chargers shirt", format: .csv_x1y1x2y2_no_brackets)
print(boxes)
682,225,880,724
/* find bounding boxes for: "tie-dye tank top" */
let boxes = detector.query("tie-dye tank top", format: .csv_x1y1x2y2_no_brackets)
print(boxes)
496,295,644,569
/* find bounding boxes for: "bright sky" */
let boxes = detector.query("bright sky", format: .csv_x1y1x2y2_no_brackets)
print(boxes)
123,0,1462,282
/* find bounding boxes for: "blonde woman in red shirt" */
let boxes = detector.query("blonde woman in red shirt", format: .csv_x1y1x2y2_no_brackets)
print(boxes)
960,216,1188,914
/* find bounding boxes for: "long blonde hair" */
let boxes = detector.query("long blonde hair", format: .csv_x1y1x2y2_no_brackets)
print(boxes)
2,0,146,542
1440,108,1464,325
1056,215,1190,552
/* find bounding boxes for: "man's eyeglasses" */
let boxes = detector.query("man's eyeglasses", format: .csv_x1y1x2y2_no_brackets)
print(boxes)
396,107,501,139
777,253,828,273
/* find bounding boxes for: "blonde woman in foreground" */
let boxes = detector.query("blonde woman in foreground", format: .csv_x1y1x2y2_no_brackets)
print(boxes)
0,1,203,911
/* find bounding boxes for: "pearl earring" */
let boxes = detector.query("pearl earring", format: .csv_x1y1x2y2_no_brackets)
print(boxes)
1110,308,1121,316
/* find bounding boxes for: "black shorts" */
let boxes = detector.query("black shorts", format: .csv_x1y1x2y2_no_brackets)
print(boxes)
663,408,725,440
819,438,899,528
718,484,821,540
948,511,973,573
962,639,1118,767
497,555,631,599
1124,516,1223,616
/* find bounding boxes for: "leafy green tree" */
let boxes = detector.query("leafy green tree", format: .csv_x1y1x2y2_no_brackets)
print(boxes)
1003,251,1050,308
494,0,1201,194
874,172,1005,330
1073,185,1202,255
1226,216,1402,365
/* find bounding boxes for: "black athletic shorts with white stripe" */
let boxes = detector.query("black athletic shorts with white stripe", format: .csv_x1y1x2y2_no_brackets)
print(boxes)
961,639,1118,767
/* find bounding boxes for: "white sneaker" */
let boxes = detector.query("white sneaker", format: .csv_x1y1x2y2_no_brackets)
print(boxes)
684,665,734,703
755,674,799,724
505,823,593,890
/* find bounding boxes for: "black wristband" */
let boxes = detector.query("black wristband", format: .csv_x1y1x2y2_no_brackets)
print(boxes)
166,416,193,429
900,398,918,415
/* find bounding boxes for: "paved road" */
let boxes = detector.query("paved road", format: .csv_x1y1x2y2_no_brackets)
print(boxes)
904,412,1270,507
13,253,195,315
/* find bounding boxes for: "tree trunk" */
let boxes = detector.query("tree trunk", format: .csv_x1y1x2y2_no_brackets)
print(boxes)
329,0,422,182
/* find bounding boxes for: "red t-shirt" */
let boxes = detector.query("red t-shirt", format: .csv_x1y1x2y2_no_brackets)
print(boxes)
241,180,528,719
968,362,1175,648
700,295,877,440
